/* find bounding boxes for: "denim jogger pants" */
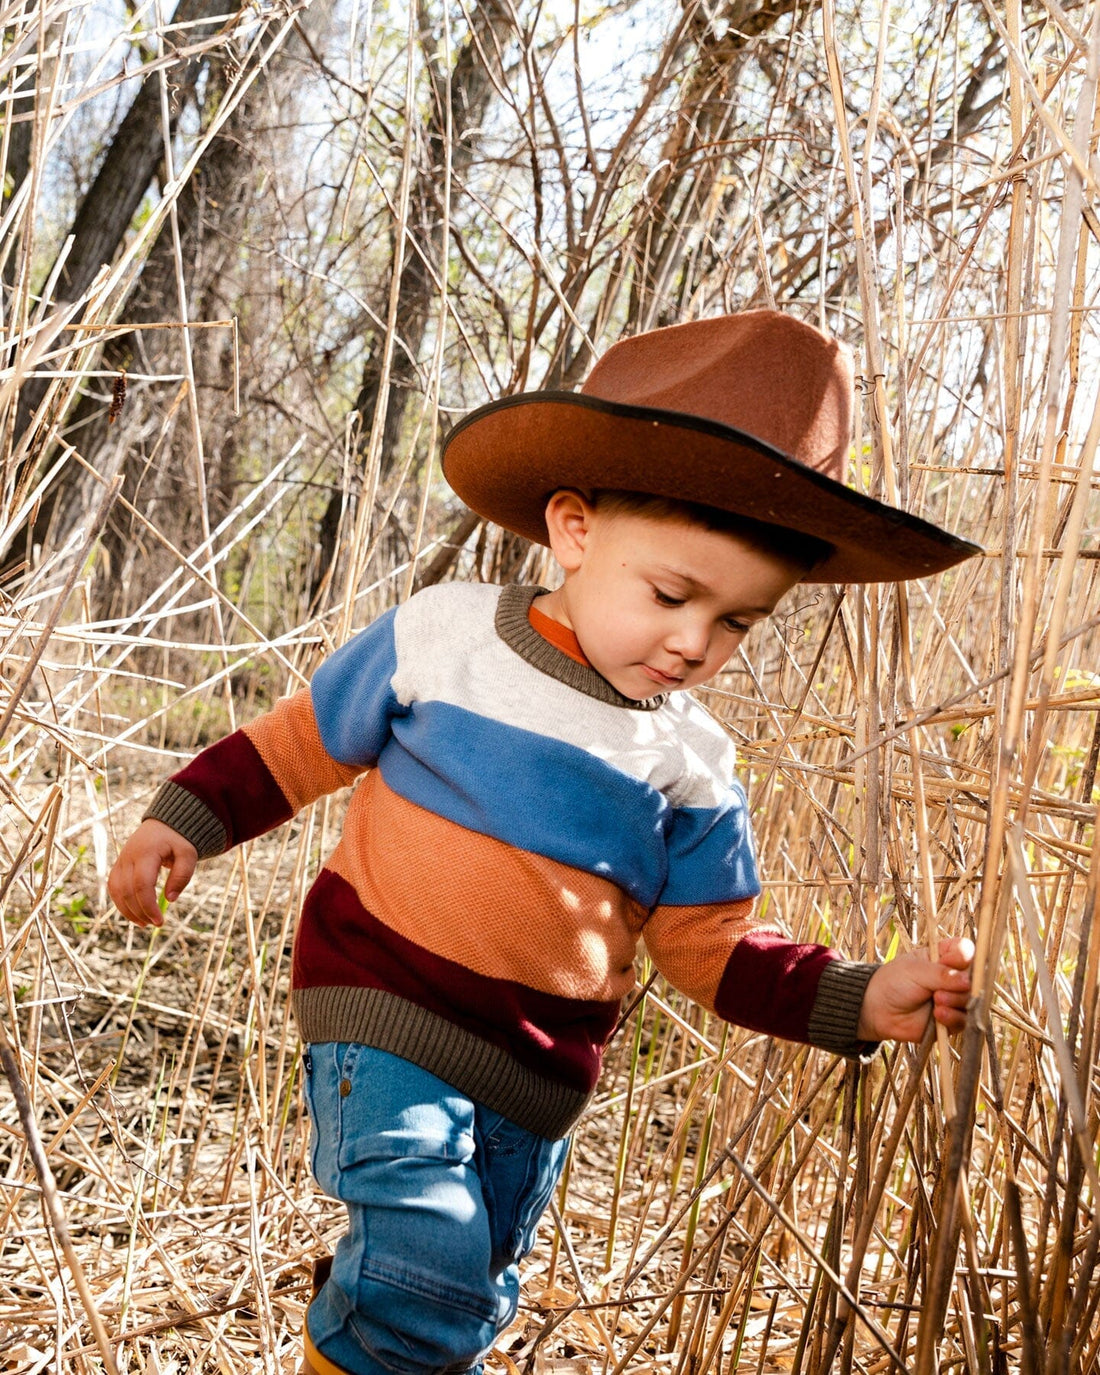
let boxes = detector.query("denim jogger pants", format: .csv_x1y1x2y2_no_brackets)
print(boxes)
303,1044,569,1375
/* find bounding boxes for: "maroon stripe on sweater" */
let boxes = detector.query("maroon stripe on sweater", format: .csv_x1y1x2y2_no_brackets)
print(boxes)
293,867,619,1094
170,730,293,847
714,929,836,1043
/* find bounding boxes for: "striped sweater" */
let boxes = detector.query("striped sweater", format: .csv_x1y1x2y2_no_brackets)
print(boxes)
147,582,876,1138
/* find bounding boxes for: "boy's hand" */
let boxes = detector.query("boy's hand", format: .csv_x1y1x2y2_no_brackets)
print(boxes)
108,819,198,929
857,936,975,1042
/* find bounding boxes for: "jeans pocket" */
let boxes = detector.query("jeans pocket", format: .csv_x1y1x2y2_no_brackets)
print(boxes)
331,1046,477,1173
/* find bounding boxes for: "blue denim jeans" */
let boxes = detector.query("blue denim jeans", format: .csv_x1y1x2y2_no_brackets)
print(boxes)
303,1043,569,1375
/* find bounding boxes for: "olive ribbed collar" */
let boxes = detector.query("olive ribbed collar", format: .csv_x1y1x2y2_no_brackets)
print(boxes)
494,583,666,711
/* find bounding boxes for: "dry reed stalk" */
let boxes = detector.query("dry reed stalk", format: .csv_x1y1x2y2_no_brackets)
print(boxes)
0,1016,120,1374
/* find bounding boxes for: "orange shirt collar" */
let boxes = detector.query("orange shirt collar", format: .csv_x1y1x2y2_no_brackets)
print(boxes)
527,598,591,667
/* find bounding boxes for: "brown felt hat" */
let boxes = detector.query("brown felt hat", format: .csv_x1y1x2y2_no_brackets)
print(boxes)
441,309,982,583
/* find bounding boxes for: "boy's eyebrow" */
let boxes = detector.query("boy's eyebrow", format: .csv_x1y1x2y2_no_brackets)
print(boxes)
653,564,777,616
653,564,712,591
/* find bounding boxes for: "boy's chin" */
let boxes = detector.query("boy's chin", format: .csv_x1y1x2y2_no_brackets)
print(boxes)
611,672,678,701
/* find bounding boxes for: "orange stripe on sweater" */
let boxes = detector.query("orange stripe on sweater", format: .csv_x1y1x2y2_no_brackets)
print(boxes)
643,897,763,1012
242,689,362,812
324,771,646,1002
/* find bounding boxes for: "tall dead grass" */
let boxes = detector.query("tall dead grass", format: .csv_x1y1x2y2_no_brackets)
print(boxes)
1,1,1099,1372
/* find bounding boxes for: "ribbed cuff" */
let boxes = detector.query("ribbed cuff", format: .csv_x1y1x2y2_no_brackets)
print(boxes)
143,782,227,859
807,959,880,1058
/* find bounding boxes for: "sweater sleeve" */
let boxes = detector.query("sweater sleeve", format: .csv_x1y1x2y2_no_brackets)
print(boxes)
714,928,879,1056
144,606,402,857
645,902,879,1058
646,778,879,1056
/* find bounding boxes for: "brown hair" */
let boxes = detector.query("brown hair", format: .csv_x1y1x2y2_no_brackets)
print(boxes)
589,489,834,573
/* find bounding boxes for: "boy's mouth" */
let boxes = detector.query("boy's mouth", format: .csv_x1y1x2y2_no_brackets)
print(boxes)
642,665,683,687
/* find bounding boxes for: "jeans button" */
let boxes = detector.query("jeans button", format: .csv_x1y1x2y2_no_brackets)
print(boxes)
339,1078,352,1098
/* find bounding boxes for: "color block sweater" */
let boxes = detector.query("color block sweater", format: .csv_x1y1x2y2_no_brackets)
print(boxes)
146,582,876,1138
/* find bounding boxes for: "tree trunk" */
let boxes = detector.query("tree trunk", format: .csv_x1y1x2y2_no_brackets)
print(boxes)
61,0,237,304
1,41,34,294
10,0,241,447
309,0,515,606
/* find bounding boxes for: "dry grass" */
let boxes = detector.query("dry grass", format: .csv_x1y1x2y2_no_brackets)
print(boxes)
2,1,1099,1372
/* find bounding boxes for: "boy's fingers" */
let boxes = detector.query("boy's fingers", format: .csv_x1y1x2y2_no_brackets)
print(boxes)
164,851,196,903
121,855,165,927
933,1002,968,1032
938,935,975,969
903,954,968,998
108,865,143,926
108,822,196,929
937,964,971,990
134,858,167,925
931,968,972,1034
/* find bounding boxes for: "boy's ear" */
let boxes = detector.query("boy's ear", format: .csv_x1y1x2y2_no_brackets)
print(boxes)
544,489,596,572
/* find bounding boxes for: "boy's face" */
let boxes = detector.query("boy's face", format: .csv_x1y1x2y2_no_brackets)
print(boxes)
541,494,806,700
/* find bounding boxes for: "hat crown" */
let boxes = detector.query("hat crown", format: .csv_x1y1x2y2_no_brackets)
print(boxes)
581,310,853,481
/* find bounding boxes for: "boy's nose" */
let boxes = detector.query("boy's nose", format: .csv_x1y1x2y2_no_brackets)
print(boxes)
666,621,709,663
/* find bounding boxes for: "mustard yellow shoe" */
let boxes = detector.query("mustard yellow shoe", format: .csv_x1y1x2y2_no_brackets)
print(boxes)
301,1323,354,1375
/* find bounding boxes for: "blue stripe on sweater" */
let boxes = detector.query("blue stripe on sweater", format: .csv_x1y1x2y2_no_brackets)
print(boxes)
661,783,761,905
311,606,403,765
376,701,758,909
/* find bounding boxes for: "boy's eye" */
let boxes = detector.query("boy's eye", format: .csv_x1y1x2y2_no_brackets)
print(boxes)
653,588,684,607
722,617,751,634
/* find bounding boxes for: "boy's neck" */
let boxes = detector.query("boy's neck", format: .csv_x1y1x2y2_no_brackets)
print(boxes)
532,586,570,628
528,594,589,667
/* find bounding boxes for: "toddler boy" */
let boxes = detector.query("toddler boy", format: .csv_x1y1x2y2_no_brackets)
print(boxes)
109,311,980,1375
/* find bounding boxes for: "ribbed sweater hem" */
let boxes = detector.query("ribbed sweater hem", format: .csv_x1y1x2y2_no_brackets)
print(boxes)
292,985,589,1140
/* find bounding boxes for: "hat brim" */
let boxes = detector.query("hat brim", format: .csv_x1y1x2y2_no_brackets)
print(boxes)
442,392,982,583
